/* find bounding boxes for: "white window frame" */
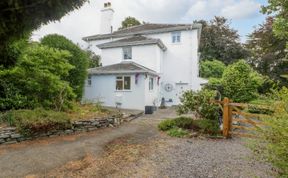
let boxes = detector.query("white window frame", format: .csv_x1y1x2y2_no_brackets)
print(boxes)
87,75,92,86
149,77,154,91
122,47,132,60
116,76,131,91
172,31,181,43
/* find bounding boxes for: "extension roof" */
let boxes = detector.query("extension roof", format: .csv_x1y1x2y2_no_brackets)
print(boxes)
97,35,167,51
83,23,202,41
88,61,158,76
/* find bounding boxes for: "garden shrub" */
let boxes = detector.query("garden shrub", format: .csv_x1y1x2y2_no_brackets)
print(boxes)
3,108,71,136
167,128,189,138
41,34,89,100
194,119,220,135
251,87,288,176
158,117,220,136
173,117,194,129
200,59,226,78
177,89,219,120
221,60,264,102
0,44,76,111
158,119,176,131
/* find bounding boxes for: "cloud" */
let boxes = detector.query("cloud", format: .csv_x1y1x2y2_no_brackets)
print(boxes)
31,0,263,46
183,0,261,21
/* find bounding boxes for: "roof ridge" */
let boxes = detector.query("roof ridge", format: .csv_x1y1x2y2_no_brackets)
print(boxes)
116,23,147,32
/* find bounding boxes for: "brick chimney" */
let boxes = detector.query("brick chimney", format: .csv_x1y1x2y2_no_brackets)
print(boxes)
100,2,114,34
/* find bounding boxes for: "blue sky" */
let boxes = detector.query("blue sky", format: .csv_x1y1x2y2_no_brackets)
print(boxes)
32,0,269,46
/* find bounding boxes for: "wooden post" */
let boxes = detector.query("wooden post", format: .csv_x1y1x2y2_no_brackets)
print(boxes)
223,97,232,138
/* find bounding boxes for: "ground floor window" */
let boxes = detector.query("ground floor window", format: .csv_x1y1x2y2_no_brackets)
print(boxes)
87,75,92,86
149,77,154,90
116,76,131,90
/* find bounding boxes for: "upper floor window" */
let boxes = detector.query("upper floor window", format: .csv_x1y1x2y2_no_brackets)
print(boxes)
123,47,132,60
172,31,181,43
149,77,154,90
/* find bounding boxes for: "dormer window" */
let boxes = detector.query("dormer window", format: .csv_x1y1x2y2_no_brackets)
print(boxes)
172,31,181,43
123,47,132,60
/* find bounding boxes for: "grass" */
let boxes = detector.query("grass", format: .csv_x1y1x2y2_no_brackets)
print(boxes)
167,128,189,137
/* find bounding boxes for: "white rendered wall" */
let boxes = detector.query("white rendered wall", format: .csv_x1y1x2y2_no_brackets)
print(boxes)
99,8,114,34
85,29,203,106
83,74,146,110
101,45,163,73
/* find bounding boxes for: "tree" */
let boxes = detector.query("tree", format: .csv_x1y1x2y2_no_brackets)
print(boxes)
0,44,75,111
119,16,141,30
246,17,287,86
196,17,248,64
86,50,101,68
262,0,288,80
0,0,87,67
200,59,226,78
41,34,89,100
221,60,263,102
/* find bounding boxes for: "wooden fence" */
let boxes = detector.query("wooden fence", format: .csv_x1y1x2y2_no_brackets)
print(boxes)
213,97,270,138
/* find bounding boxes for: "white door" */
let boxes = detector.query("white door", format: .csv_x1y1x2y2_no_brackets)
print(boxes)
175,83,189,105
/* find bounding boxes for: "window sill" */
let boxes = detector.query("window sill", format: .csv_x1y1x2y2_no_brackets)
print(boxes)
115,90,132,92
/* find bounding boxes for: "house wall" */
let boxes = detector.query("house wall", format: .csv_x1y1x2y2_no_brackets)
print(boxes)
83,74,146,110
100,44,162,73
85,28,203,107
144,75,160,106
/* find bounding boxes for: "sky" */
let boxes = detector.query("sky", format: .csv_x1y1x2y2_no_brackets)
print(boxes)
32,0,268,48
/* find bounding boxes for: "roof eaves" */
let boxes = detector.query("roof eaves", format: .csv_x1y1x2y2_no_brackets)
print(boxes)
97,39,167,51
83,24,201,41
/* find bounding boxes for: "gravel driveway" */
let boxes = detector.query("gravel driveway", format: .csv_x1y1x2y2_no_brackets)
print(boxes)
0,107,276,178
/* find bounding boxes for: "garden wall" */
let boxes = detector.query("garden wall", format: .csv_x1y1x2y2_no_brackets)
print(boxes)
0,117,122,145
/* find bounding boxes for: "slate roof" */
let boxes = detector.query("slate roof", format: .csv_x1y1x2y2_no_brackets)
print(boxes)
88,61,158,76
97,35,167,50
83,23,202,41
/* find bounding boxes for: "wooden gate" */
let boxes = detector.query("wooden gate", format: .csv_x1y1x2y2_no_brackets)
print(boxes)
213,97,270,138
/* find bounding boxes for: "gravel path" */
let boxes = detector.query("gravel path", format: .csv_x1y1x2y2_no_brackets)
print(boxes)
0,107,276,177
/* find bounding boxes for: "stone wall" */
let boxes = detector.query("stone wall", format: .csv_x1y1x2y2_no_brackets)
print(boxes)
0,117,122,145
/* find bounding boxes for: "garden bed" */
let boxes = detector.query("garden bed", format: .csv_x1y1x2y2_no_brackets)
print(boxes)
0,104,130,145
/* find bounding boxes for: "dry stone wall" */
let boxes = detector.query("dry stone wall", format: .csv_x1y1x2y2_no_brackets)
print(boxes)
0,117,122,145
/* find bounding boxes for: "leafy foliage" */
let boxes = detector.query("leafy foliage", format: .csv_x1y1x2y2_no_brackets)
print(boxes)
0,0,87,67
167,128,189,138
200,59,226,78
1,108,71,136
246,17,288,86
158,119,176,131
221,60,264,102
196,17,248,64
177,89,219,120
158,117,220,136
41,34,89,99
0,44,75,111
86,49,101,68
252,87,288,176
119,16,141,30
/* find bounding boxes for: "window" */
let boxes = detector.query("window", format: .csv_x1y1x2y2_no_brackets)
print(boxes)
87,75,92,86
172,31,181,43
123,47,132,60
149,77,154,90
116,76,131,90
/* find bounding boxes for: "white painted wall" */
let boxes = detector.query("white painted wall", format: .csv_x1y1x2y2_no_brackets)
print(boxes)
100,44,163,73
83,74,148,110
84,28,204,107
99,7,114,34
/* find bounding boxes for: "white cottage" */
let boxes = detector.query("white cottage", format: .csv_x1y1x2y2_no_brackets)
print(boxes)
82,2,206,110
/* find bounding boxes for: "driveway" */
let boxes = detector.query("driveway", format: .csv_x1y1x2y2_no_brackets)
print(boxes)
0,107,276,178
